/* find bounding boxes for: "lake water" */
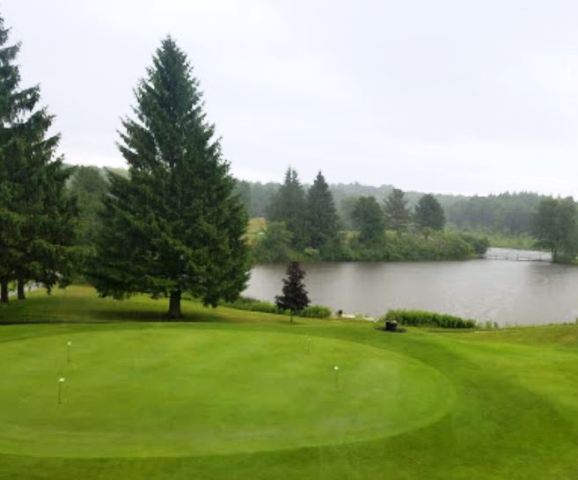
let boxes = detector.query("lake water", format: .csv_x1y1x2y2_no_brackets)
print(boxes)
244,248,578,326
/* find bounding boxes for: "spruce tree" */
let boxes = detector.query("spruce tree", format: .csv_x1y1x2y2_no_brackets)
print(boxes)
384,188,410,232
88,37,249,318
306,171,340,252
0,15,77,303
414,194,446,231
266,168,307,249
275,261,310,321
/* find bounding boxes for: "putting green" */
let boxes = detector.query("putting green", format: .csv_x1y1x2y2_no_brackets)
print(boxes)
0,327,454,458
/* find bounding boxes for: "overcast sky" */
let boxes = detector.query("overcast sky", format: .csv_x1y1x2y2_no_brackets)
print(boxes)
4,0,578,196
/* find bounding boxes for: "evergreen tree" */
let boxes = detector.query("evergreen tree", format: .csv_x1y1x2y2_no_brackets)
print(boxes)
68,166,109,247
88,38,249,318
351,196,386,244
0,170,18,302
13,157,78,299
0,15,77,303
306,171,340,251
266,167,307,248
275,261,310,321
414,194,446,231
384,188,410,232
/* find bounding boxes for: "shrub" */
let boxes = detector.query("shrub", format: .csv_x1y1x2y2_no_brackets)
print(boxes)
459,233,490,255
251,222,296,264
383,309,476,329
300,305,332,319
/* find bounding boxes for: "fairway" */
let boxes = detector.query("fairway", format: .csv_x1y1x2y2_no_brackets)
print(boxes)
1,287,578,479
0,327,452,458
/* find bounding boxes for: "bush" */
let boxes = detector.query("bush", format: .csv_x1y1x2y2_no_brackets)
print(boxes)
344,231,481,262
383,309,476,329
251,222,296,264
225,297,332,319
300,305,332,318
459,233,490,255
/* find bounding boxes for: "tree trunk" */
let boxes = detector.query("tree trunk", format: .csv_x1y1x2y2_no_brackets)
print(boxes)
0,281,8,304
167,290,182,319
17,278,26,300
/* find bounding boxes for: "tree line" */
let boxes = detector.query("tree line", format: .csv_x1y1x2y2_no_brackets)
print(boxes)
71,169,548,246
237,181,548,235
251,167,490,262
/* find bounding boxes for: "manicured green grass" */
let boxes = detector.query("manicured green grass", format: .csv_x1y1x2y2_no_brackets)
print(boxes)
1,286,578,479
0,328,451,458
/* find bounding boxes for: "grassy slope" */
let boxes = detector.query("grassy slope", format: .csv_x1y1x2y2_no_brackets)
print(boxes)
1,287,578,479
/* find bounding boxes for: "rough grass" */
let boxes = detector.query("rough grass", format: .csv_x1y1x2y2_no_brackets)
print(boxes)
1,286,578,479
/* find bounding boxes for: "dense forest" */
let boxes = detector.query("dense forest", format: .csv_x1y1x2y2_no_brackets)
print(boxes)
237,180,545,235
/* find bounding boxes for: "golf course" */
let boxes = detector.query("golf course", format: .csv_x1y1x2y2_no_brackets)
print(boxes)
0,287,577,479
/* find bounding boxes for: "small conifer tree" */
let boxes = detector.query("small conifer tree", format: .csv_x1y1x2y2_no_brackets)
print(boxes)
275,262,310,322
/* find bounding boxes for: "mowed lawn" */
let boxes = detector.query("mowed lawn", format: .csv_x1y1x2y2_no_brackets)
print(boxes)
1,287,578,479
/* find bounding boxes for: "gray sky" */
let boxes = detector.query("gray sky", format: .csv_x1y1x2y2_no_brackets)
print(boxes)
4,0,578,196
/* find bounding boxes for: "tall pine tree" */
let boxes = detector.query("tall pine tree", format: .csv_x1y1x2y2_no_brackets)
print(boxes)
305,171,340,253
0,15,77,303
266,167,307,249
384,188,410,232
88,37,249,318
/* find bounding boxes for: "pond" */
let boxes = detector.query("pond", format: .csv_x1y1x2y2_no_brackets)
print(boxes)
244,248,578,326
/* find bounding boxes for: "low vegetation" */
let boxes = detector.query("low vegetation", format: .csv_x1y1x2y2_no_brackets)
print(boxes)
384,309,477,329
225,296,332,319
451,229,537,250
253,225,489,263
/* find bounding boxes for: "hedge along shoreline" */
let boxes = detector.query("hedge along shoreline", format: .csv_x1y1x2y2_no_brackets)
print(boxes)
383,309,477,329
224,297,332,319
